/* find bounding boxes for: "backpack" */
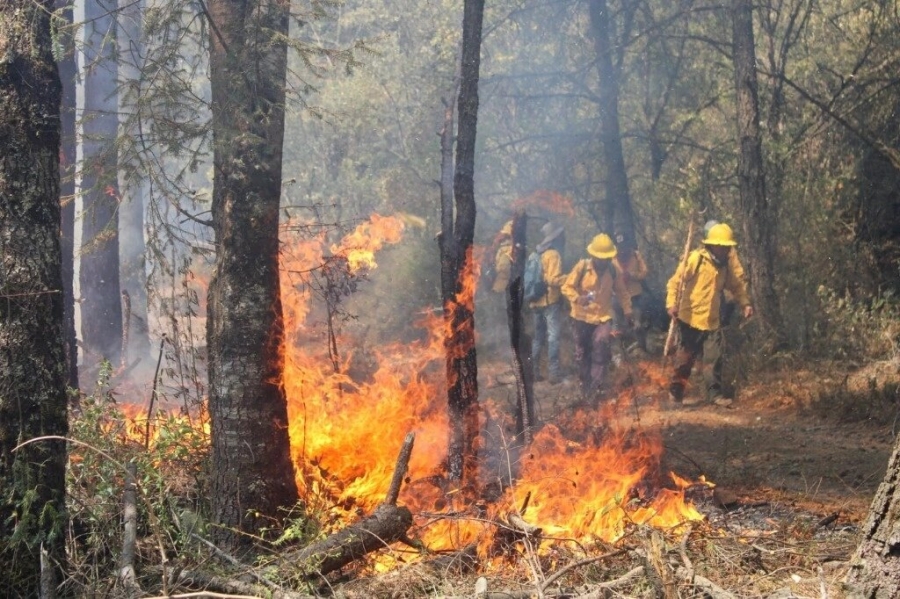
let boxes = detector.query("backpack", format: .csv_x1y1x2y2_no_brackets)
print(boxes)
523,251,547,302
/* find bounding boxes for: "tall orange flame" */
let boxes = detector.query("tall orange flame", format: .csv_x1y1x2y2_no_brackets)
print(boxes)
273,214,706,560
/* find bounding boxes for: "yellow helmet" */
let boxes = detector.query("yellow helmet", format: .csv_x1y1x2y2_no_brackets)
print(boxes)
703,223,737,246
499,220,513,237
587,233,617,259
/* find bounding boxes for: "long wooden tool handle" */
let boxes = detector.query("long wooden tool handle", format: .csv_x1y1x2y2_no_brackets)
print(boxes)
663,215,696,358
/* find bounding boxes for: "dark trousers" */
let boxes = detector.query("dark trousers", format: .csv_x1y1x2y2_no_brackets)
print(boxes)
669,320,710,401
573,319,613,399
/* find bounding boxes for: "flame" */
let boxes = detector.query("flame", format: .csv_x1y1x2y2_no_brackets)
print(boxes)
276,214,708,566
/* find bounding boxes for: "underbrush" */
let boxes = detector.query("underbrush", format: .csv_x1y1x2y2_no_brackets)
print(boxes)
66,364,210,596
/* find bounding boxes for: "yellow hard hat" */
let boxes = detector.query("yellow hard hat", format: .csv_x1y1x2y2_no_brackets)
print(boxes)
499,220,513,236
587,233,617,259
703,223,737,246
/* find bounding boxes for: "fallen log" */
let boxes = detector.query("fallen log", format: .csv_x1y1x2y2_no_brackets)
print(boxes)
292,502,413,578
289,433,416,579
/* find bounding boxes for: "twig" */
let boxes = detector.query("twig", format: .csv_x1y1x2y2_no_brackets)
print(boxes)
574,566,646,598
143,593,261,599
540,548,627,592
188,533,285,593
145,334,167,449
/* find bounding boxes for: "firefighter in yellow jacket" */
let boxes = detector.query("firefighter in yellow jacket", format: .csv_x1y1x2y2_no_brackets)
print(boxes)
490,220,514,293
562,234,633,402
666,223,753,405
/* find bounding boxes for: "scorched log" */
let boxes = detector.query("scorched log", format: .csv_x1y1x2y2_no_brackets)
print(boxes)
292,503,413,578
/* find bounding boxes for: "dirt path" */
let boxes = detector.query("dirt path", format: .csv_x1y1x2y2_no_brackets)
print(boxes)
483,357,897,526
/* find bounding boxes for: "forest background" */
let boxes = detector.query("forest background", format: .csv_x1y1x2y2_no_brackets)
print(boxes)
3,0,900,596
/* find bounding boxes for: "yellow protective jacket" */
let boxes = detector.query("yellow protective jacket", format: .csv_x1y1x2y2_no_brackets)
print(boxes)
666,247,750,331
491,241,513,292
615,251,648,298
562,259,632,324
529,248,567,308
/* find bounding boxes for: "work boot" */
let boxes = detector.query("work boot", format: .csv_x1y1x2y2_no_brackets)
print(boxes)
714,397,734,408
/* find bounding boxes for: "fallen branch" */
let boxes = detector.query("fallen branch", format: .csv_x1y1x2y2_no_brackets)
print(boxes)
171,569,312,599
117,462,141,594
675,566,738,599
385,433,415,506
290,503,413,579
287,434,416,578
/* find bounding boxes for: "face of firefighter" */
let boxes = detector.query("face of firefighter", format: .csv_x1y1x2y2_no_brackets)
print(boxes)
706,244,731,263
591,257,612,272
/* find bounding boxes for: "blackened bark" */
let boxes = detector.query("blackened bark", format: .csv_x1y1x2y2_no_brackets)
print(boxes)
588,0,636,240
57,0,79,392
846,433,900,598
80,0,123,369
0,0,69,593
507,212,533,443
206,0,299,548
732,0,784,343
444,0,485,486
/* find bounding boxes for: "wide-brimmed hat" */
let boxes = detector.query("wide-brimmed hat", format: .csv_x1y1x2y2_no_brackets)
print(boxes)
703,223,737,246
536,222,565,252
587,233,617,259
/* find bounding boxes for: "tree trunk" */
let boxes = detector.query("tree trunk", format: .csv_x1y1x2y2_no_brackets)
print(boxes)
845,433,900,598
57,0,80,392
588,0,636,240
206,0,299,548
732,0,784,344
0,0,69,593
80,0,124,370
118,0,152,368
443,0,485,486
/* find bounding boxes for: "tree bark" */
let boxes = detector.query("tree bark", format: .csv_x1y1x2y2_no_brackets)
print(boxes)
588,0,636,239
80,0,124,370
206,0,299,548
57,0,80,393
0,0,69,592
291,503,413,578
118,0,152,367
845,433,900,598
732,0,784,344
443,0,485,486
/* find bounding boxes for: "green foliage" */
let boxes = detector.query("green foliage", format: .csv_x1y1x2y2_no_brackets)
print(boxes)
66,363,210,592
813,287,900,363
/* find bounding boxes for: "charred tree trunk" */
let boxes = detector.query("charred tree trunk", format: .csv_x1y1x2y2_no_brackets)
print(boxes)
441,0,485,486
732,0,784,344
206,0,299,549
57,0,79,392
588,0,636,239
80,0,123,370
846,433,900,598
507,212,534,443
0,1,69,593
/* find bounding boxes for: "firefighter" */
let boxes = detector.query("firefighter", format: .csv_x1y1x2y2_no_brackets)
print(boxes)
666,223,753,406
529,221,567,384
561,233,633,402
489,220,514,293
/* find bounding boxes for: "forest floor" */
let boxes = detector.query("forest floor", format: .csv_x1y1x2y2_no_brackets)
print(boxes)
412,343,900,599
